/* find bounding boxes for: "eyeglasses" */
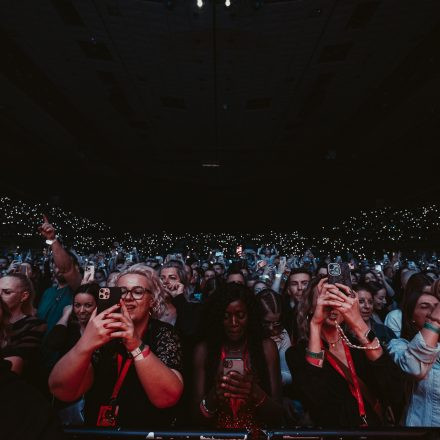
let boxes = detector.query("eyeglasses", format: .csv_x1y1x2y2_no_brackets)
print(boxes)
120,286,152,300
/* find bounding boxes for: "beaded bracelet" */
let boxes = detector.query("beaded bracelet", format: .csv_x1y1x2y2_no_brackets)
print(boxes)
335,322,381,350
423,322,440,335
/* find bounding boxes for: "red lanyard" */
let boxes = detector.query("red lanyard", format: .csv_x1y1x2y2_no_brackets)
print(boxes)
110,354,133,402
325,341,368,427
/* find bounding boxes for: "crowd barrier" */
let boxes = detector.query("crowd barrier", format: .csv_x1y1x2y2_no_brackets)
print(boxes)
64,428,440,440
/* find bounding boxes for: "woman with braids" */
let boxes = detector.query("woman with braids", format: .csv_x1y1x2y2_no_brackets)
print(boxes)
286,277,403,427
193,282,283,429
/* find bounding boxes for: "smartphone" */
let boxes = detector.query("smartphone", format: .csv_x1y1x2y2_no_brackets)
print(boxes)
223,357,244,376
374,264,382,272
97,287,122,314
85,264,95,279
327,262,352,290
257,260,267,269
215,252,224,257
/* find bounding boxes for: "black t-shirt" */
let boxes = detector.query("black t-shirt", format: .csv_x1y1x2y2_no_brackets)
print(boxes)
84,319,182,429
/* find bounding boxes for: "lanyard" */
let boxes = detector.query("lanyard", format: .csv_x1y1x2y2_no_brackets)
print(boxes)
110,354,133,402
325,341,368,426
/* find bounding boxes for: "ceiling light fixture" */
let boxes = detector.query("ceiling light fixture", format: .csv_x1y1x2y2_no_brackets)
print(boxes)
225,0,231,7
197,0,204,8
202,162,220,168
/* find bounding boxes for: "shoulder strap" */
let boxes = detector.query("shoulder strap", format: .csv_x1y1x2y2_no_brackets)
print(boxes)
326,349,383,422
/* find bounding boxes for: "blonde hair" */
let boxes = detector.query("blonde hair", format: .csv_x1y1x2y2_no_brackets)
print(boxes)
115,265,166,318
5,274,35,315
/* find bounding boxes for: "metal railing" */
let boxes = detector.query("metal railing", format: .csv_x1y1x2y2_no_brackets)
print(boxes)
64,428,440,440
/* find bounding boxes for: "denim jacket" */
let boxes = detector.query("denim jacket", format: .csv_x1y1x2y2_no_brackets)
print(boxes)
388,332,440,426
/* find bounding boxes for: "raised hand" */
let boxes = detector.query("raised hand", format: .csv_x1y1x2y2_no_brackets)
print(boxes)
80,304,119,352
310,278,344,327
39,215,56,241
105,301,141,351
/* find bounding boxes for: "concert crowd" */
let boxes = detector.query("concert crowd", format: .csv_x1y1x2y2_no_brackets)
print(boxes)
1,200,440,437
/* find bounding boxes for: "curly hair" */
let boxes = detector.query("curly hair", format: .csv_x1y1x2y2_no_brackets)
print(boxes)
116,265,166,318
200,282,270,394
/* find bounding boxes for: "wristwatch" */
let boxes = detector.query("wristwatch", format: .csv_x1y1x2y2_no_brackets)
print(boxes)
128,343,146,359
45,237,57,246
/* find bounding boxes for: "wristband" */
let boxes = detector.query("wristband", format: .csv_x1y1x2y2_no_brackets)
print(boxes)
134,346,151,362
128,343,145,358
45,237,57,246
305,349,324,359
423,322,440,335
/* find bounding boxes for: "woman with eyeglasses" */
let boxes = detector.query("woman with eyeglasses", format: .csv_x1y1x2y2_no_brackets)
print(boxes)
49,266,183,429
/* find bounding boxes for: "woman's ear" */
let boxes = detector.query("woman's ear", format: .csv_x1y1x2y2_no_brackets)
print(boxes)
20,291,30,303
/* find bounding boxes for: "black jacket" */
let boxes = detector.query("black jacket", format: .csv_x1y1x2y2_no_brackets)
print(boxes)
286,340,404,427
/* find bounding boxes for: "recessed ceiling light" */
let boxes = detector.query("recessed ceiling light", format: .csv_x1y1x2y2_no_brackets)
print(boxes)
202,162,220,168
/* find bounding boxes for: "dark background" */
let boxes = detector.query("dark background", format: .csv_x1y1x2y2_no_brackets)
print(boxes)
1,0,440,232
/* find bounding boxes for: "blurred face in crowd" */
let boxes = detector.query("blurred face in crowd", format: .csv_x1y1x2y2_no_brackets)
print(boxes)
116,273,153,324
412,294,439,330
364,272,377,283
224,299,248,343
287,273,311,303
160,267,182,289
203,269,215,282
226,273,245,285
373,288,387,312
73,293,96,326
253,282,267,295
0,258,8,270
357,289,374,323
316,267,328,278
94,270,106,286
350,272,359,286
383,266,394,279
213,264,224,277
0,276,29,315
262,310,283,338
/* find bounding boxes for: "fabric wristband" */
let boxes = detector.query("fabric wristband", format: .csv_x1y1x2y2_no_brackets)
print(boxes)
305,349,324,359
424,322,440,335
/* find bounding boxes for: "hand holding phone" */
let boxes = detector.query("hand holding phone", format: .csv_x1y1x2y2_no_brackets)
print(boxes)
327,262,352,291
97,287,122,314
223,357,244,376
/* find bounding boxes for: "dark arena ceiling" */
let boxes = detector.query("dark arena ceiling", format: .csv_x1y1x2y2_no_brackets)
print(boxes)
1,0,440,231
